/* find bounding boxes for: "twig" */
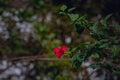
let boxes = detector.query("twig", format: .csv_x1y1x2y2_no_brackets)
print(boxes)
0,56,71,62
85,69,98,79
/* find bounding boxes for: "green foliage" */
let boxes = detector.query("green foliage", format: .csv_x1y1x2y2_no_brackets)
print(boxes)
72,53,85,68
0,1,120,80
60,5,120,76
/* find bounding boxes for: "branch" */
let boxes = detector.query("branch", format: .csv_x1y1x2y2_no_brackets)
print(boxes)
0,56,71,62
85,68,98,79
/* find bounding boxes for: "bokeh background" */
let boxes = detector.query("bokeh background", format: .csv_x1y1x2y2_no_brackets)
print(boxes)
0,0,120,80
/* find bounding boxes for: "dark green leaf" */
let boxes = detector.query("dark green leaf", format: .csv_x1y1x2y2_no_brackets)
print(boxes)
90,33,100,40
75,23,84,34
72,53,85,68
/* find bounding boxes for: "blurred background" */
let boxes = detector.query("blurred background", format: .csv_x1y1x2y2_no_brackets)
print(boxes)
0,0,120,80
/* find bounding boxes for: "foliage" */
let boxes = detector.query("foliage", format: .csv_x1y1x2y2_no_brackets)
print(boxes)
59,5,120,78
0,0,120,80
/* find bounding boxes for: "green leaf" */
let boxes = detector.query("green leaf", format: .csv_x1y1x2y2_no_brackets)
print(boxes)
103,61,113,69
90,23,98,33
99,28,108,35
85,51,93,58
99,43,109,48
68,7,76,12
71,47,78,53
75,23,84,34
60,5,67,11
104,14,112,21
112,66,120,74
112,45,120,58
90,33,100,40
100,14,112,27
72,53,85,68
68,14,79,22
58,12,66,15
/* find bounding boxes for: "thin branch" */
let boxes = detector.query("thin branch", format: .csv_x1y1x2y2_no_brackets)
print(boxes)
0,56,71,62
85,69,98,79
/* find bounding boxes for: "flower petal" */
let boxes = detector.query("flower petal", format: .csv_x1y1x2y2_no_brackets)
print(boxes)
53,48,60,53
55,52,63,58
60,45,67,52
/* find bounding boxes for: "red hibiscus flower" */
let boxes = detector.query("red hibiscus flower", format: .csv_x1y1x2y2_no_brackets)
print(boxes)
53,45,67,58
